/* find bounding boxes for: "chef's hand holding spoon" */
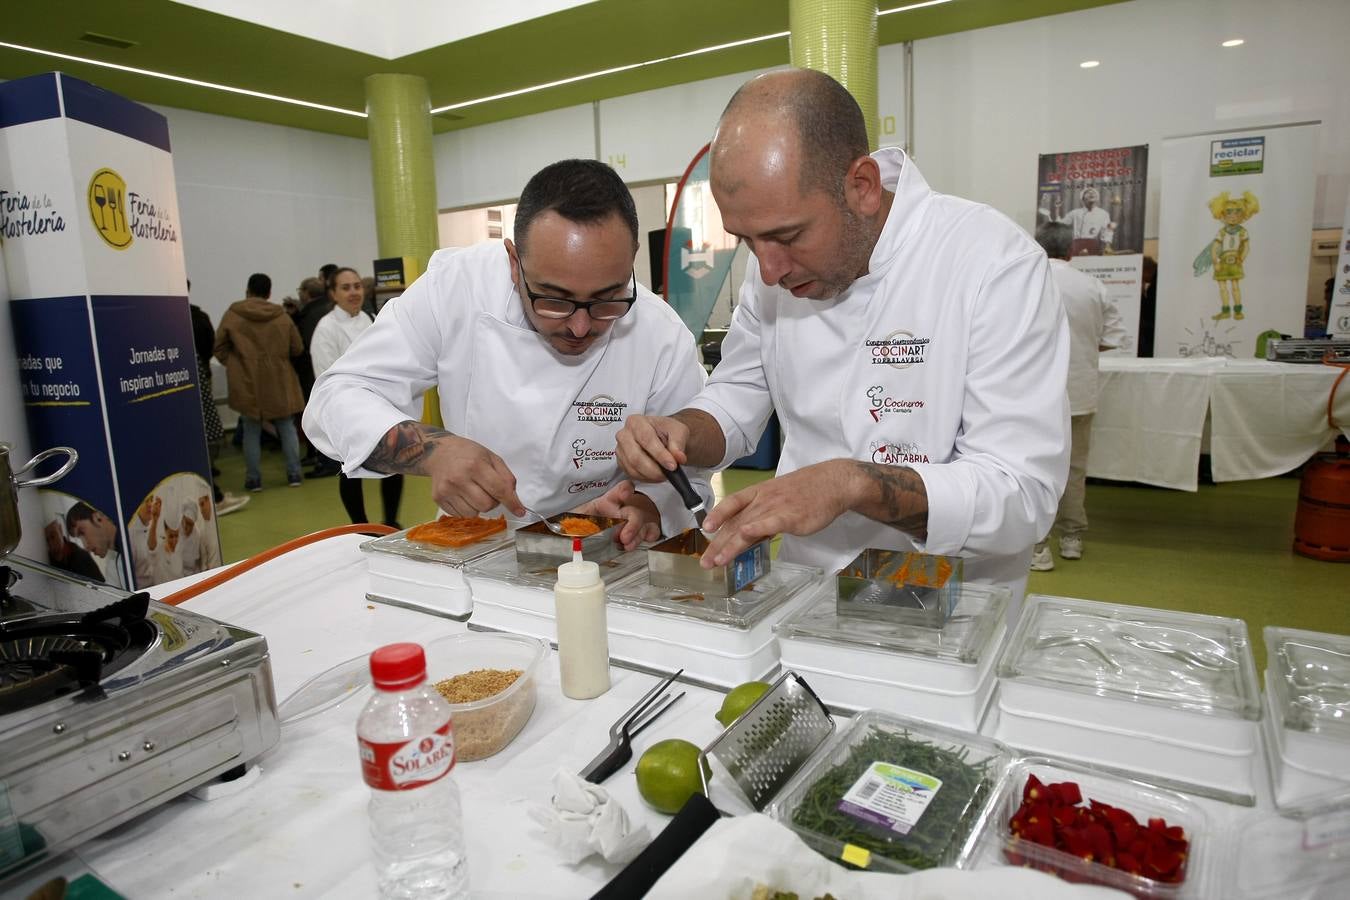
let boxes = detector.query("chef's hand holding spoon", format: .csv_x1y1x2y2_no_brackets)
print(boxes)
570,480,661,551
363,421,525,518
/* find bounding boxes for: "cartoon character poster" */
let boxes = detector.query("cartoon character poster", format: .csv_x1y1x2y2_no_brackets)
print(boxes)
1155,125,1318,358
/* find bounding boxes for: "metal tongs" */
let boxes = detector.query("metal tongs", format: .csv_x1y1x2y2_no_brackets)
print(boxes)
579,668,685,784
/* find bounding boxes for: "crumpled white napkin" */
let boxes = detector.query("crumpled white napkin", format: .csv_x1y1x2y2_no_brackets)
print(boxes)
529,768,650,866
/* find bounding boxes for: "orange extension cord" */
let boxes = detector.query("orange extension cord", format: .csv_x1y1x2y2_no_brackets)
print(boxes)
158,523,397,607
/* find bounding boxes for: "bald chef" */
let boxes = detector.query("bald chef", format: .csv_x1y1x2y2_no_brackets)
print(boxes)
304,159,709,548
617,70,1069,617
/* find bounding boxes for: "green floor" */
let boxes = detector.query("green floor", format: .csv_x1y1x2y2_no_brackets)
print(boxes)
216,443,1348,671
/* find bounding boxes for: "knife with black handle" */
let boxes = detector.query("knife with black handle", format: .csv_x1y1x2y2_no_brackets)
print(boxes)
661,464,707,532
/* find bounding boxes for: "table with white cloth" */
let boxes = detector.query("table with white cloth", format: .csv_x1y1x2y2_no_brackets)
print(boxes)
5,535,1335,898
1087,357,1350,491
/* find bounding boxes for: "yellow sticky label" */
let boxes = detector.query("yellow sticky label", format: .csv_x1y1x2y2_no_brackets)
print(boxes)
841,844,871,868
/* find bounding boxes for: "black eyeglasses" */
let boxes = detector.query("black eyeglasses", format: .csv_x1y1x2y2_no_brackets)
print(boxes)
518,267,637,321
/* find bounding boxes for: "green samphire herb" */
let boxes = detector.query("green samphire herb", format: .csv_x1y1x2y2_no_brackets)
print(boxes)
789,727,994,871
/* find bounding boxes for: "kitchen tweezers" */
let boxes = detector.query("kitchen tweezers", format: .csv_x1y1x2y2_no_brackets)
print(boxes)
579,668,685,784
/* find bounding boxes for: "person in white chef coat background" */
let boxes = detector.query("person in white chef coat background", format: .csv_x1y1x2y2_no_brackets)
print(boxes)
309,265,405,529
1029,222,1125,572
616,69,1069,615
303,159,710,546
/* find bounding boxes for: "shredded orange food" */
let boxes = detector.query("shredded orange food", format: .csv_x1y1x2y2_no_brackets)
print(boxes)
889,552,953,588
406,515,507,548
556,516,601,537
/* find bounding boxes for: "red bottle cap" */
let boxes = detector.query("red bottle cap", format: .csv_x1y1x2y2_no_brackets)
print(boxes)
369,642,427,691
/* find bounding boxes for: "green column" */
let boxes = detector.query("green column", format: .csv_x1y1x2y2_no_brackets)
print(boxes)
364,74,439,276
789,0,879,150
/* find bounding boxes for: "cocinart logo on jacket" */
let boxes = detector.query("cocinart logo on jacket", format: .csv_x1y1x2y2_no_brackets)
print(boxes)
88,167,179,250
865,330,930,369
572,395,627,426
865,386,924,421
570,437,617,469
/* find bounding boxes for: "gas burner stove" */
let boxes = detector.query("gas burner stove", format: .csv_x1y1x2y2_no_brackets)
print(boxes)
0,555,279,882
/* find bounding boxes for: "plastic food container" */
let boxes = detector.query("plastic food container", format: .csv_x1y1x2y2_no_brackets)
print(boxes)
423,632,546,761
603,562,822,688
769,710,1008,873
465,545,648,642
361,526,514,619
977,757,1211,898
1222,802,1350,899
776,579,1009,731
1261,627,1350,813
991,595,1262,804
835,549,963,629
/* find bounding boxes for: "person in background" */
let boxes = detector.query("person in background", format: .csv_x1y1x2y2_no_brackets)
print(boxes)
292,276,338,476
362,275,378,317
214,273,306,492
310,266,404,528
1137,255,1157,358
65,501,128,589
615,69,1068,616
319,263,339,289
1030,222,1125,571
304,159,709,547
189,281,249,516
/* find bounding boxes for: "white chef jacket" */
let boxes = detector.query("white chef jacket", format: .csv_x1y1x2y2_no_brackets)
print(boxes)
687,148,1069,610
310,306,373,377
304,241,710,534
1059,205,1112,243
1050,259,1126,416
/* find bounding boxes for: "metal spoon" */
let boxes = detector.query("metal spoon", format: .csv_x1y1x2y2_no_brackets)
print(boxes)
520,505,570,536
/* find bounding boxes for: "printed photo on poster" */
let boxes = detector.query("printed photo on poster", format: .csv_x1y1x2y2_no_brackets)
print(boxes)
40,490,129,589
1037,145,1149,257
127,471,221,588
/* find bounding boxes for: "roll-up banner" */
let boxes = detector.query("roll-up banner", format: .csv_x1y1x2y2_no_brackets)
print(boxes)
1155,122,1319,357
1330,187,1350,339
1036,145,1149,357
0,72,219,589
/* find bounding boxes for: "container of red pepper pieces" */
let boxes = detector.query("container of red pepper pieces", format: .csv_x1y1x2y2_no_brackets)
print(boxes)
988,758,1210,898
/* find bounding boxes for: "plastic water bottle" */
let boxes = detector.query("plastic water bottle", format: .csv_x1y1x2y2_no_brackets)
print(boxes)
357,642,469,899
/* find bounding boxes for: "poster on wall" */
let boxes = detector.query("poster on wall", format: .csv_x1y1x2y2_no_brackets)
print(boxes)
0,72,219,588
1037,145,1148,356
1330,187,1350,339
1154,123,1319,357
665,143,738,338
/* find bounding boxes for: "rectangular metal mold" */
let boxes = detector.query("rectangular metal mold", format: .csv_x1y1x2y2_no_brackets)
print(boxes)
512,512,625,567
646,529,770,598
835,548,962,629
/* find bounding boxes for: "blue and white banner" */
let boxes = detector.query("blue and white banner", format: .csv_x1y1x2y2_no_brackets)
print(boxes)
0,73,218,588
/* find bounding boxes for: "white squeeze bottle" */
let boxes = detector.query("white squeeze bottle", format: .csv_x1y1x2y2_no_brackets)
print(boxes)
555,537,611,699
357,642,469,899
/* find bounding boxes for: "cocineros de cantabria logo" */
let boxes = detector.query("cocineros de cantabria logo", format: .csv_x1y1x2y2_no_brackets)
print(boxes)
89,168,131,249
864,330,930,369
572,395,627,426
866,385,924,422
87,167,179,251
570,437,617,470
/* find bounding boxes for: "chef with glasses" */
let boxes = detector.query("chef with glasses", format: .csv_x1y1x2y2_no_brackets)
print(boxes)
304,159,709,548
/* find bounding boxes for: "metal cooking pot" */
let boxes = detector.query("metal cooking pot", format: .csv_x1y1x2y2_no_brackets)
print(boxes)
0,443,78,558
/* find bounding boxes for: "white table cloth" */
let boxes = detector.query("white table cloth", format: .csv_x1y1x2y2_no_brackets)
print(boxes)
6,535,1344,898
1088,357,1349,491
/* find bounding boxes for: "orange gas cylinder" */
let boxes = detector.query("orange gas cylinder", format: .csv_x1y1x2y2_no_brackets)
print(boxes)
1294,438,1350,562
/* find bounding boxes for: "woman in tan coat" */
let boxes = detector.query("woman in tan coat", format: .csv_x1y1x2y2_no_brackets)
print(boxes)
214,273,306,491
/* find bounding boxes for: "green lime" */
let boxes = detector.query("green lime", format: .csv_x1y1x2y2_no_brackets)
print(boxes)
635,738,711,815
715,680,772,728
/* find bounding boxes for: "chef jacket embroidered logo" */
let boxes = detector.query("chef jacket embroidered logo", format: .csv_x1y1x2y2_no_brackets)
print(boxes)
870,439,930,465
568,478,612,495
866,386,925,421
572,395,627,426
866,330,930,369
570,437,617,469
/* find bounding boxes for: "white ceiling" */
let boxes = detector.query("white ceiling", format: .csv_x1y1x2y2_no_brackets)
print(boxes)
169,0,599,59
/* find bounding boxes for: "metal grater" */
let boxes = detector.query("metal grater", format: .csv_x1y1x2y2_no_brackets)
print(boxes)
698,671,835,811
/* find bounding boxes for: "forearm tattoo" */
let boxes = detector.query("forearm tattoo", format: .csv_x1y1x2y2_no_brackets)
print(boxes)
364,420,453,474
850,461,929,541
